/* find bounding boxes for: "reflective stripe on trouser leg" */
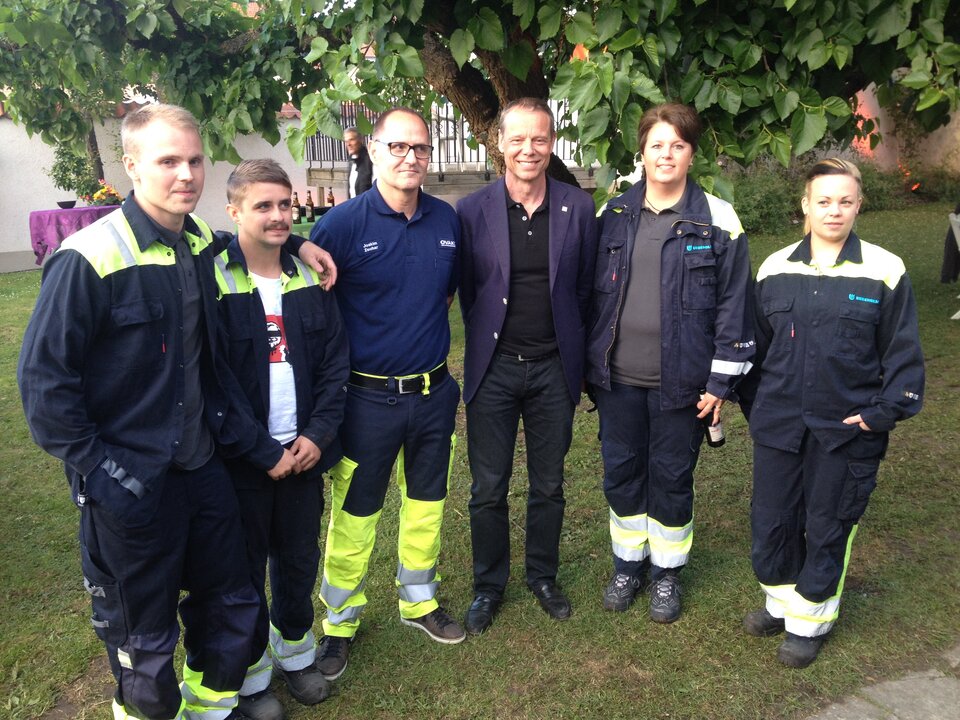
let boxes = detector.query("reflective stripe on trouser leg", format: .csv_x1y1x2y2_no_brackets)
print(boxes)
269,624,317,673
238,650,272,696
609,509,650,563
180,665,238,720
648,515,693,569
395,433,456,619
320,457,377,638
762,524,858,638
112,699,185,720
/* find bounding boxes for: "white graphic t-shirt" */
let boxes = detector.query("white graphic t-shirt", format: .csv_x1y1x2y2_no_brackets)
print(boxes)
251,272,297,445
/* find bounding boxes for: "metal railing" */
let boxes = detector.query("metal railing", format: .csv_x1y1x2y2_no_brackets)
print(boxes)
305,99,582,179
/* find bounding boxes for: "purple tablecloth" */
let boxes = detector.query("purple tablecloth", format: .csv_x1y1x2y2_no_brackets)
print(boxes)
29,205,119,264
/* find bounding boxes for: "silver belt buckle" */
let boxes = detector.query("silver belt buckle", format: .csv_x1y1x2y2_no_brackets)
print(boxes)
397,376,416,394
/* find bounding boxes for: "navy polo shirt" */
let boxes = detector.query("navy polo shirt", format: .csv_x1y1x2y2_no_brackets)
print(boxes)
310,183,459,376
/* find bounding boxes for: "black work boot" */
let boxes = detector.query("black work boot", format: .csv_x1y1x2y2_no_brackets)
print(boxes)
778,632,826,668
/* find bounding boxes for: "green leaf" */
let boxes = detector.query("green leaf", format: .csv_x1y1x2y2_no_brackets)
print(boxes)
608,28,642,53
733,41,762,71
642,34,660,69
620,102,643,153
919,17,943,44
866,1,911,44
471,7,504,50
233,108,253,133
305,37,329,64
566,11,594,45
502,41,535,81
935,42,960,66
694,77,717,111
653,0,678,23
769,131,791,167
611,70,632,114
579,105,612,144
790,110,827,155
773,89,799,120
537,4,562,39
135,11,158,39
899,69,932,89
395,45,424,76
286,125,306,163
822,96,851,117
658,21,681,56
449,28,474,68
679,67,704,103
596,7,623,43
806,43,832,70
702,48,723,68
832,43,852,69
567,67,603,110
718,84,742,114
915,86,944,111
550,63,576,99
514,0,536,30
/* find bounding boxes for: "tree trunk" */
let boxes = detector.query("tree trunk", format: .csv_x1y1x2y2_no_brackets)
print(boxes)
85,124,104,182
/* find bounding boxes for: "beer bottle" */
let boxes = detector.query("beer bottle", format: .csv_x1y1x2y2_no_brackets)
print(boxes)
305,191,315,222
698,389,725,448
326,188,335,206
291,191,301,223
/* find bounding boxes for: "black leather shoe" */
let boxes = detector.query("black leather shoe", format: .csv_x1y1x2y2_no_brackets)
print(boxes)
530,581,572,620
464,594,500,635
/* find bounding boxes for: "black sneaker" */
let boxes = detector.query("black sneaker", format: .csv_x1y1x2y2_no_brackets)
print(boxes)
743,608,785,637
778,632,826,668
237,689,284,720
649,575,682,623
602,571,644,612
400,606,466,644
274,661,330,705
316,634,351,681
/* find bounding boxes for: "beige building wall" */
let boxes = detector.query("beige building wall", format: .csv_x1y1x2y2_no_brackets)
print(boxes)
0,115,318,273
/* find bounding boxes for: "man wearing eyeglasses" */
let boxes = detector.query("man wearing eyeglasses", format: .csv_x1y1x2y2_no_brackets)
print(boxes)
309,108,464,681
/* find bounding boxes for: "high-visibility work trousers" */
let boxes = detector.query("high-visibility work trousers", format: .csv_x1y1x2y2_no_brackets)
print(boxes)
320,374,460,638
751,430,886,638
595,383,703,579
81,456,259,720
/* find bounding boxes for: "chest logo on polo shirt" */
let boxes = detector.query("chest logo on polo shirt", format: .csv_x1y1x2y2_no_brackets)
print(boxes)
848,293,880,304
439,239,456,249
362,241,380,254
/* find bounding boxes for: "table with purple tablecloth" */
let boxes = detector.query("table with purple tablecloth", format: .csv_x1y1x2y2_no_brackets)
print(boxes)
29,205,119,264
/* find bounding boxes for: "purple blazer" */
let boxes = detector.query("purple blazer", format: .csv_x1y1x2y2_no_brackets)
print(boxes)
457,177,599,405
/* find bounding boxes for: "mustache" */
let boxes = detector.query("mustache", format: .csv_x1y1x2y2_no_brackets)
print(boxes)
266,223,289,232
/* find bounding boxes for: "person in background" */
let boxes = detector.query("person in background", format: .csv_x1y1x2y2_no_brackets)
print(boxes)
215,159,350,718
586,102,754,624
740,158,924,668
344,127,373,199
457,97,598,634
309,107,465,683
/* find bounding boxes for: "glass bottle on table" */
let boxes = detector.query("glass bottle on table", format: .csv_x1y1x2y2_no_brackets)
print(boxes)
291,191,301,224
305,191,315,222
326,188,335,207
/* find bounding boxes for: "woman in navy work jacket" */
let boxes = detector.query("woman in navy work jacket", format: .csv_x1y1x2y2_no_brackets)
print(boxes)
585,103,755,623
740,158,924,668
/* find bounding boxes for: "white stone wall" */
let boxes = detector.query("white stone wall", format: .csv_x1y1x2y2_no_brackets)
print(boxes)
0,116,321,272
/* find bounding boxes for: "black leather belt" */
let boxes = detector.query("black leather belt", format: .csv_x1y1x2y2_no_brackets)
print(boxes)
498,350,558,362
349,362,448,394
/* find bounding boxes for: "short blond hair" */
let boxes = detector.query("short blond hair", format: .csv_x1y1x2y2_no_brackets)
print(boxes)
803,158,863,233
121,104,200,155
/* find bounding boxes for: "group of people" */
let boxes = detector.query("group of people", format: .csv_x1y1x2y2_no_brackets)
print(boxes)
17,97,924,720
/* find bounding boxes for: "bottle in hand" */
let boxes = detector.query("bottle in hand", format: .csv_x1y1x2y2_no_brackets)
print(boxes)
699,389,725,448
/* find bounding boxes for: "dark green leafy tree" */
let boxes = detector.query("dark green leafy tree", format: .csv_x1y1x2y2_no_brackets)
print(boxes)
2,0,958,200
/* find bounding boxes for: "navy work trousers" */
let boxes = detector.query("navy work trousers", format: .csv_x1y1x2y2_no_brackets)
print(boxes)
229,459,323,669
79,455,258,719
466,353,575,597
751,430,885,603
594,383,703,578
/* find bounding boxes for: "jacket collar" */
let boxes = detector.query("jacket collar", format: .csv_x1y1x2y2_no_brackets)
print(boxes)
121,191,203,252
789,232,863,265
607,177,710,223
221,233,300,279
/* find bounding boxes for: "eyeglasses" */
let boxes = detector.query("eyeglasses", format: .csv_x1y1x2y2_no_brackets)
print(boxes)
375,140,433,160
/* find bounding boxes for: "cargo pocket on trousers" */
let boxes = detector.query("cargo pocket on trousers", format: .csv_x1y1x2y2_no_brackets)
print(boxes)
80,550,128,647
837,460,879,521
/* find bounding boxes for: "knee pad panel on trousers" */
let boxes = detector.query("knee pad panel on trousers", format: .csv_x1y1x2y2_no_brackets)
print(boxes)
751,504,803,586
118,626,183,720
601,439,645,518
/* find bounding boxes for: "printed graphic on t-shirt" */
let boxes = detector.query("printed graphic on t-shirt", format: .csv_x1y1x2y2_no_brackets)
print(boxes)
266,315,289,363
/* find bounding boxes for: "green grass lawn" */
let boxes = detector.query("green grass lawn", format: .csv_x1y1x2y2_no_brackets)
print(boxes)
1,202,958,720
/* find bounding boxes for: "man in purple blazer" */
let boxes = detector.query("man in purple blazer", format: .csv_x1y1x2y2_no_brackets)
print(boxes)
457,97,598,634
